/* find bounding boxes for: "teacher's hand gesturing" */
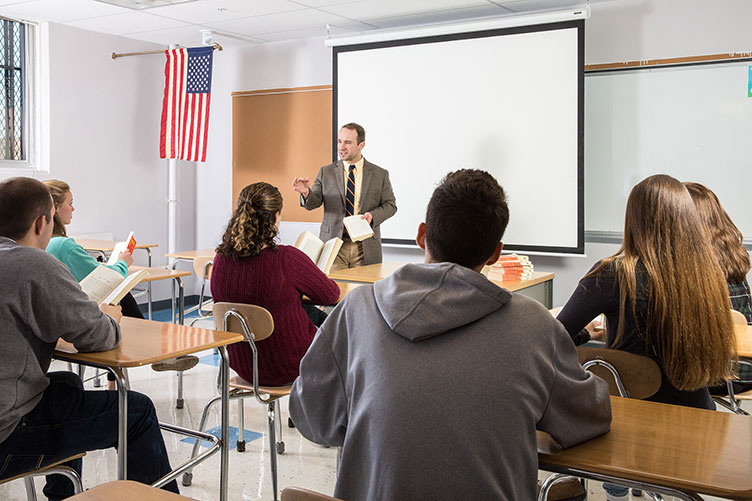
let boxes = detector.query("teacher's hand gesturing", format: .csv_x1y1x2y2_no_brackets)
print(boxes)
292,177,310,197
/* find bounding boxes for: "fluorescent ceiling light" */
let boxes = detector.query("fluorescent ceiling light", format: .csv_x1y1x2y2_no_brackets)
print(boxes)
94,0,198,9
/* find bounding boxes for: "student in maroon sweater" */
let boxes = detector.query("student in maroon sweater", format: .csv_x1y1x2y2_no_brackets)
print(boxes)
212,182,340,386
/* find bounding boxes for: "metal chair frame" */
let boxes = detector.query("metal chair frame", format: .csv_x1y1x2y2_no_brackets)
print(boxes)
182,305,288,501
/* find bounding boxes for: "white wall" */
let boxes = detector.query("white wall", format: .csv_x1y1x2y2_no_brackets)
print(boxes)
43,23,197,301
195,0,752,306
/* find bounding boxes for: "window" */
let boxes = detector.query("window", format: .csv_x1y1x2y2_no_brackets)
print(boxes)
0,18,25,161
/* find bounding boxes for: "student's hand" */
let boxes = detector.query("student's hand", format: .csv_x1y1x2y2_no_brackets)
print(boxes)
292,177,310,197
361,212,373,224
585,318,606,341
118,251,134,267
100,304,122,323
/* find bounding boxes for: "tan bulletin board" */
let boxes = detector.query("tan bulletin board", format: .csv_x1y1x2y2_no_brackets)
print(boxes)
232,85,332,223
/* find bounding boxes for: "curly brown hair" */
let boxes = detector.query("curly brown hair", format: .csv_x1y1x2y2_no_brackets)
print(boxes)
216,182,283,259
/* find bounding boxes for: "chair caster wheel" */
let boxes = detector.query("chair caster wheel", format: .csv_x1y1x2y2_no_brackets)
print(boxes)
288,417,295,428
276,441,285,454
176,399,184,409
181,472,193,486
237,441,246,452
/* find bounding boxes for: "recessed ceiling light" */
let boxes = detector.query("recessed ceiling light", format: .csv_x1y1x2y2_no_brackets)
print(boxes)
93,0,199,10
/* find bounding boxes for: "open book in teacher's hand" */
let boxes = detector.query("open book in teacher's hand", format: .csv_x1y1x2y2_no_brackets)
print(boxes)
294,231,343,275
79,266,148,306
343,215,375,242
106,231,137,266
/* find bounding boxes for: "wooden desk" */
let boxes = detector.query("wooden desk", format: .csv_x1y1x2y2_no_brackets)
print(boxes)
328,263,555,308
54,318,242,501
537,396,752,500
76,239,159,267
736,324,752,358
130,266,192,323
164,249,215,260
67,480,195,500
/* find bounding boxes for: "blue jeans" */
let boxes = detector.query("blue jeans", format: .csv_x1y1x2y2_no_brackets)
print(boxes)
0,372,178,500
603,482,628,498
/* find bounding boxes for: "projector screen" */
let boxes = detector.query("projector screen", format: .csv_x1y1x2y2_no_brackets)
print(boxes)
334,20,584,254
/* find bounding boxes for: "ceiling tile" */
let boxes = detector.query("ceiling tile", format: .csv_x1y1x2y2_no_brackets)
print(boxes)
126,23,264,45
206,7,353,36
66,10,189,35
0,0,130,23
253,19,373,42
288,0,359,7
366,5,509,29
498,0,590,12
318,0,491,21
147,0,304,24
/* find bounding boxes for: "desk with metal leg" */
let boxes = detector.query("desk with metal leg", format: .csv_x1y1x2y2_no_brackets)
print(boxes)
129,266,191,324
54,318,243,501
165,249,215,324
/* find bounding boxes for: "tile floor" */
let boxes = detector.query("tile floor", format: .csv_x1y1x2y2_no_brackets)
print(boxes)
0,314,740,500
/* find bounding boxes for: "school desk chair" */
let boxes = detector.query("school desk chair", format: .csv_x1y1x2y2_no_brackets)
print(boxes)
67,480,194,500
0,452,85,500
539,347,663,501
281,487,342,501
186,257,214,327
182,302,290,501
713,310,752,415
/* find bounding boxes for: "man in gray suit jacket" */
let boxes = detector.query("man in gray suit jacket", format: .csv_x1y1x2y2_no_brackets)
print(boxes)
293,123,397,270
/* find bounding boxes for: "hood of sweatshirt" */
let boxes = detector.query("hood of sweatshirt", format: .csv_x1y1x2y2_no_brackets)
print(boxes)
372,262,511,342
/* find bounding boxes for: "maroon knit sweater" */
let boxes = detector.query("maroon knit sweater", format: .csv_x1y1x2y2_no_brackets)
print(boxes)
211,245,341,386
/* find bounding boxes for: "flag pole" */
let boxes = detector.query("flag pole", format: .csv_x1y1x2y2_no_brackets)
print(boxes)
167,44,177,267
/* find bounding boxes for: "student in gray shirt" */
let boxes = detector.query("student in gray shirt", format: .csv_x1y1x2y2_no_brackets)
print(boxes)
0,177,178,499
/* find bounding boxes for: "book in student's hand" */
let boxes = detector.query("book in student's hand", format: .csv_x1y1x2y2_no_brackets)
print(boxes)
343,215,374,242
107,231,137,266
79,265,148,305
294,231,343,274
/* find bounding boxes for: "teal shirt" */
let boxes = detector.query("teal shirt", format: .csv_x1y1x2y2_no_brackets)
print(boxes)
46,236,128,282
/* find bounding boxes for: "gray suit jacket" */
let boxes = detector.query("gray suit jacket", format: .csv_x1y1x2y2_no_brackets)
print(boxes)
301,159,397,265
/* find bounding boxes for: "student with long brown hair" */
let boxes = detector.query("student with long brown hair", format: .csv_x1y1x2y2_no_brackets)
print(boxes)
212,182,340,386
558,174,736,408
684,182,752,321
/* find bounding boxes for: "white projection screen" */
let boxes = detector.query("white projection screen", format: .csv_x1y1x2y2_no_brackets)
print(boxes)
334,20,584,254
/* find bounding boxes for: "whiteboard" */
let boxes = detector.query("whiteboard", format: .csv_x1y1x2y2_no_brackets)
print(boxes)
585,62,752,235
335,21,584,254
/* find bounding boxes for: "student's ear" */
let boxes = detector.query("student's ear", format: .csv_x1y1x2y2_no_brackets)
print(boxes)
33,214,46,236
415,222,427,250
485,242,503,265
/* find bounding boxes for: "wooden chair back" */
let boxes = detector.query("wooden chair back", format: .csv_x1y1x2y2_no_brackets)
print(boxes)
281,487,343,501
193,256,213,280
577,346,662,399
213,302,274,342
732,309,748,337
0,452,86,485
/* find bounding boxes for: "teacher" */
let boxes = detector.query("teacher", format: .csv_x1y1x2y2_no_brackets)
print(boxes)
293,123,397,271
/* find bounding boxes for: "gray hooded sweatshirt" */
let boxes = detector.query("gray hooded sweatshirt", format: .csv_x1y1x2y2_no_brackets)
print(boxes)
0,237,120,443
290,262,611,500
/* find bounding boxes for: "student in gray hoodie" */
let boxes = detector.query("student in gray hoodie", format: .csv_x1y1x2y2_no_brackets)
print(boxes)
290,169,611,501
0,177,178,499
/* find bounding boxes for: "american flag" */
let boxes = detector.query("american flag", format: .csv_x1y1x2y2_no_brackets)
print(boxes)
160,46,213,162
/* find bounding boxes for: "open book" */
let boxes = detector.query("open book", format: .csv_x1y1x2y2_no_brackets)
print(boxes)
343,215,374,242
107,231,137,266
80,266,148,305
294,231,343,274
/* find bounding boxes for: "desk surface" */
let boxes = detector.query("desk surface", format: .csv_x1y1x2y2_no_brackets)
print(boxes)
55,317,243,368
67,480,195,500
328,262,554,291
129,265,192,282
75,239,158,252
165,248,215,260
538,396,752,499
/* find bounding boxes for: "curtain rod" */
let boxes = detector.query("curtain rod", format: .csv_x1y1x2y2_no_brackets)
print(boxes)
111,42,222,60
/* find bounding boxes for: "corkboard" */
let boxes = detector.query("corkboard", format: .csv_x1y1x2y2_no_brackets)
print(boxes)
232,85,332,222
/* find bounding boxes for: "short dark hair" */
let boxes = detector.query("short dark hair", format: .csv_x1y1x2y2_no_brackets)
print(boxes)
341,123,365,144
0,177,53,241
425,169,509,268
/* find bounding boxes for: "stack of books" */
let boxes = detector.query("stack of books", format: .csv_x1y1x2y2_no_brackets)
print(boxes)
486,254,534,281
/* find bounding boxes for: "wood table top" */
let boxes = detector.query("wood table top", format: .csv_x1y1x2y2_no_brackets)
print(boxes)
736,323,752,358
165,248,215,260
75,239,158,252
538,396,752,499
54,317,243,368
129,265,192,282
67,480,195,500
328,262,554,291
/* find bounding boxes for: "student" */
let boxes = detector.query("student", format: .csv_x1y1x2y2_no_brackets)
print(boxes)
557,174,736,411
43,179,142,318
684,181,752,395
289,169,611,500
0,177,178,500
211,182,340,386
